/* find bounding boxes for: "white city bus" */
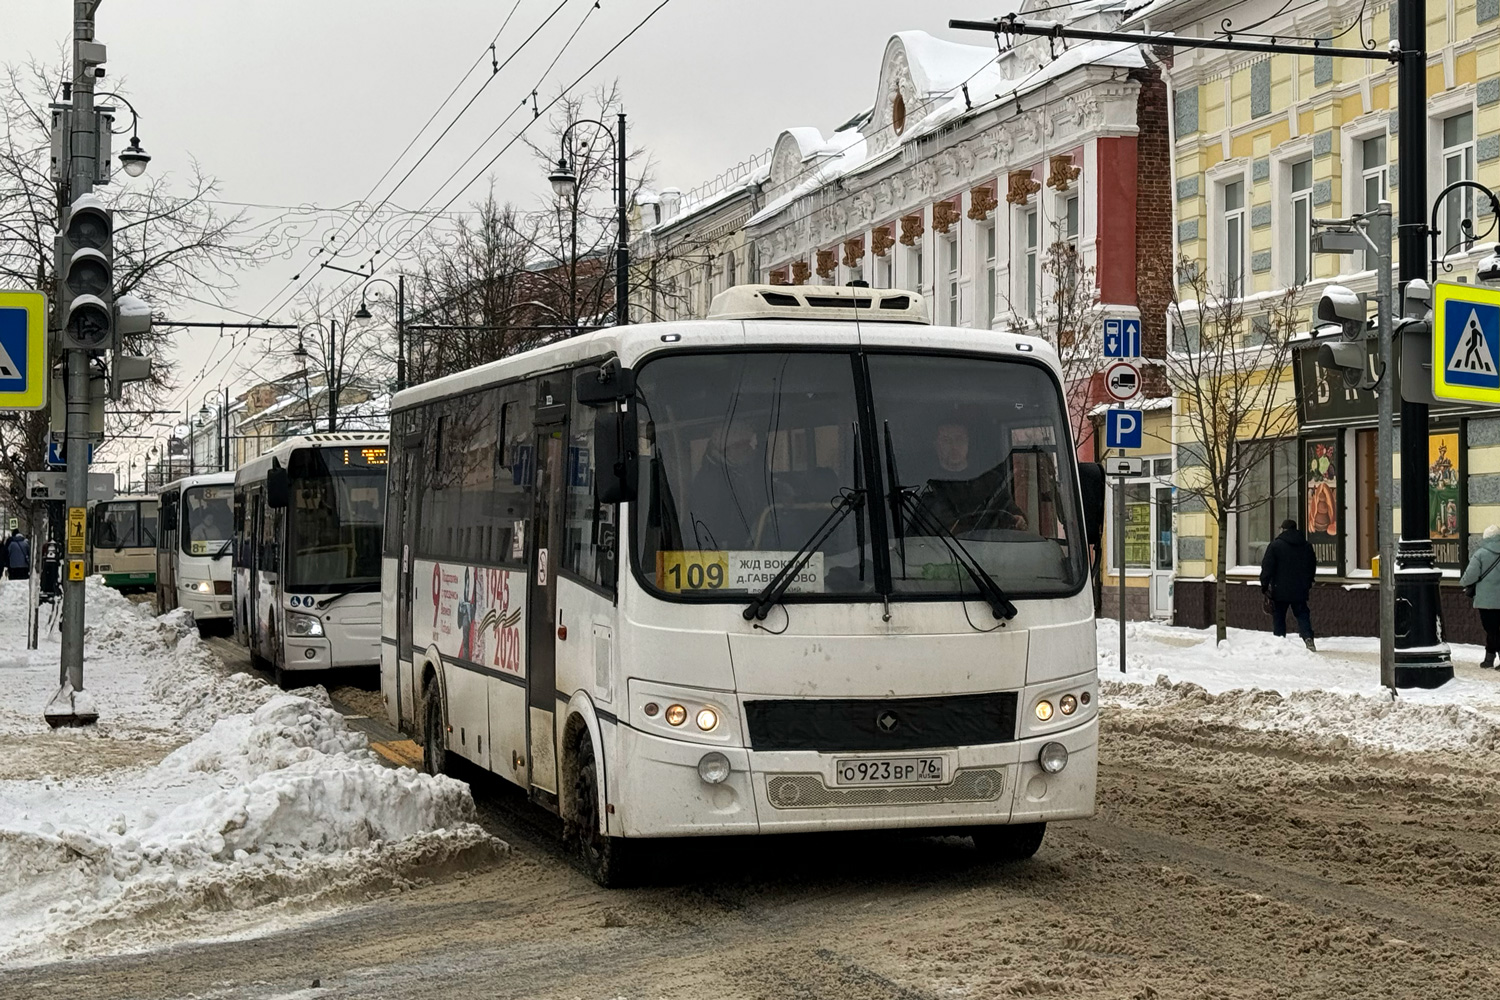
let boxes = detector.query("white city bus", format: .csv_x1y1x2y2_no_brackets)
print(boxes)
156,472,237,637
88,495,158,592
382,285,1104,886
234,433,388,686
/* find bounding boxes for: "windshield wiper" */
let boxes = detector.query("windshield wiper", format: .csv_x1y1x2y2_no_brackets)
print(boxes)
890,483,1018,622
743,488,865,622
211,539,233,561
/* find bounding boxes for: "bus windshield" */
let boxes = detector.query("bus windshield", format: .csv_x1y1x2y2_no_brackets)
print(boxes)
95,500,156,549
633,351,1085,602
182,485,234,555
285,447,386,592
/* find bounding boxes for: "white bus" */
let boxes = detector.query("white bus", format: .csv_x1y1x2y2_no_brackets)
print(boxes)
382,285,1104,886
234,434,388,686
88,495,158,592
156,472,237,637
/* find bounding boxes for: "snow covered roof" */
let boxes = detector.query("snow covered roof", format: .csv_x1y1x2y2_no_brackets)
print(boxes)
892,30,996,95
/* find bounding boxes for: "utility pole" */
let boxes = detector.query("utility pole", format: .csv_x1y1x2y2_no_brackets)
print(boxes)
1394,0,1452,687
1375,203,1397,691
327,318,339,432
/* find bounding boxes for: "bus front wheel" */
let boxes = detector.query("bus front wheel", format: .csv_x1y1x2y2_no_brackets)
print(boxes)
569,731,634,888
972,822,1046,863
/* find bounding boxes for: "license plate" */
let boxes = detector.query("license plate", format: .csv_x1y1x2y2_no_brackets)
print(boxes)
833,756,945,786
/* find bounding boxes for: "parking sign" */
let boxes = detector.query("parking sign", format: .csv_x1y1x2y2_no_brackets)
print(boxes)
1105,409,1142,449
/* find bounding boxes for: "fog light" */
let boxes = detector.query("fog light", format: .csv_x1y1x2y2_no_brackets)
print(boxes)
1039,741,1068,774
1080,691,1091,706
697,751,730,784
1060,694,1077,715
643,702,660,717
696,707,719,731
1035,700,1053,722
303,648,317,660
665,704,687,726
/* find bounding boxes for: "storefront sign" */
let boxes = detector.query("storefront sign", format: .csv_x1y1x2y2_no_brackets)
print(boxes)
1295,338,1468,427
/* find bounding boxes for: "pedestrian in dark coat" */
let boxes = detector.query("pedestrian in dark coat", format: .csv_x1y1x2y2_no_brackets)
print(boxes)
6,530,30,581
1260,518,1318,650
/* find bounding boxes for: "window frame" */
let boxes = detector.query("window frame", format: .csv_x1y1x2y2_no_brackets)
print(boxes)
1221,177,1247,297
1289,159,1313,287
1441,110,1475,255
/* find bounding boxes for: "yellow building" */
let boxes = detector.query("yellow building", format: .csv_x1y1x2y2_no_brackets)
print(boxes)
1133,0,1500,638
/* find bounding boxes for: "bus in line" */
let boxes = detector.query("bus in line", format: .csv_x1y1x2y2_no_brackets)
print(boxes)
88,494,158,592
233,433,388,686
382,285,1104,886
156,472,237,638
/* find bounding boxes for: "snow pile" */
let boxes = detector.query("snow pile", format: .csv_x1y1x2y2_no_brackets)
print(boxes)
1100,619,1500,754
0,579,501,965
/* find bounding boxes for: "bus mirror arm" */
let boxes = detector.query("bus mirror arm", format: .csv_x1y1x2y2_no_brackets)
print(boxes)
267,461,290,509
575,361,636,406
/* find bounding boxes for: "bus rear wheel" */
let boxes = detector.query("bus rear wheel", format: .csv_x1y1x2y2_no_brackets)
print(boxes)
972,822,1046,863
570,732,634,888
423,684,449,776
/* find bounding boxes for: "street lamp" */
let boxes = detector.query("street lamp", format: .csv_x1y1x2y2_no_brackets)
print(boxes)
295,320,341,431
97,92,151,178
546,112,630,328
355,275,406,392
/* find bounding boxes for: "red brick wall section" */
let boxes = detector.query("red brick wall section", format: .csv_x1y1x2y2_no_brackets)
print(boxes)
1094,137,1138,307
1131,56,1172,364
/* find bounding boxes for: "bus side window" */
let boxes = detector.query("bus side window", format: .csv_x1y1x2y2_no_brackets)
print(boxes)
491,386,535,566
564,386,614,591
233,490,246,566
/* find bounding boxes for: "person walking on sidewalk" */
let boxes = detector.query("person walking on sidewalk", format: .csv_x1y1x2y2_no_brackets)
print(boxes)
1260,518,1318,651
1460,524,1500,668
6,529,30,581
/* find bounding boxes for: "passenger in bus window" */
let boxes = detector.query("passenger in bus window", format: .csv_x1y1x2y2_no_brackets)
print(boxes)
917,421,1027,535
685,420,770,551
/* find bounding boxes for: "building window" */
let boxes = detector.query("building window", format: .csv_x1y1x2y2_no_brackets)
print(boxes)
1235,438,1298,566
983,222,997,327
1290,159,1312,286
1123,482,1151,568
1442,111,1475,254
1223,179,1246,297
1064,194,1080,251
905,242,923,292
1361,136,1387,270
724,251,737,289
943,235,959,325
875,253,892,289
1023,207,1038,318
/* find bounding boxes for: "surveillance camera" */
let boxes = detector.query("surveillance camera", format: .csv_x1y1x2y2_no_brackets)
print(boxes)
1478,245,1500,284
1388,40,1400,54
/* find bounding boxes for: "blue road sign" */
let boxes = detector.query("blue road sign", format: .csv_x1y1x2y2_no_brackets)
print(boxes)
1103,318,1141,358
1441,296,1500,391
1106,408,1142,450
0,290,46,409
46,439,94,467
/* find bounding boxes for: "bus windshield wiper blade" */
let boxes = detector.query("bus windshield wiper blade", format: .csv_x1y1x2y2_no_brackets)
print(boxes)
743,488,865,622
211,539,233,561
895,487,1018,621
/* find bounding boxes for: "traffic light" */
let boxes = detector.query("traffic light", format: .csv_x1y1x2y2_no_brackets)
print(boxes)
1398,278,1437,405
59,193,114,351
109,294,153,400
1314,284,1375,390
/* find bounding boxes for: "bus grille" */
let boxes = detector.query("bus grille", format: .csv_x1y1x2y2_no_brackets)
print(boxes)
743,692,1018,752
766,768,1005,809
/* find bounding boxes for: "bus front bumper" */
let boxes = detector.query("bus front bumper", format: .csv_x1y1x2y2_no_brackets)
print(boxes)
179,588,233,620
610,716,1097,839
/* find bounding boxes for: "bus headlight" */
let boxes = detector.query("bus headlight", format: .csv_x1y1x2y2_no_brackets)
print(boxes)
695,707,719,731
1039,742,1069,774
664,704,687,727
286,612,324,638
1035,700,1054,722
189,580,213,594
697,751,731,784
1060,694,1078,715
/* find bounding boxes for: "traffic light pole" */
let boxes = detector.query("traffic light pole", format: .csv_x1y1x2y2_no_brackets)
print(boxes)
1394,0,1452,687
45,0,103,727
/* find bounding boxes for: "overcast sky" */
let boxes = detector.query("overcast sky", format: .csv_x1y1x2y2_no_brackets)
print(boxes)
3,0,1015,476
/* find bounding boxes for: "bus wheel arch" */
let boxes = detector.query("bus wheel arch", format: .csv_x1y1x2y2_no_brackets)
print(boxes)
562,702,634,888
559,694,607,831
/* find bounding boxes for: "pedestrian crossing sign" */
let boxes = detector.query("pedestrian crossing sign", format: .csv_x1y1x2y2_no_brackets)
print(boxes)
0,289,47,411
1434,282,1500,404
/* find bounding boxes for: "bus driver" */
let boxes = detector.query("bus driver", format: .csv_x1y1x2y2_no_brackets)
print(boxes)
917,420,1028,535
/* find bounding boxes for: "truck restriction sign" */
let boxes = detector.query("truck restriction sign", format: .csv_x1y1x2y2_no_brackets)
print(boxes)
1103,360,1142,403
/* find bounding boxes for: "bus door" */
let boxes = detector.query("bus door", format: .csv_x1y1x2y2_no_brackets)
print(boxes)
395,437,423,721
249,490,265,657
526,385,569,799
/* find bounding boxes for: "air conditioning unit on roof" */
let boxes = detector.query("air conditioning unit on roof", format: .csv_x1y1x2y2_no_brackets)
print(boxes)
707,284,928,323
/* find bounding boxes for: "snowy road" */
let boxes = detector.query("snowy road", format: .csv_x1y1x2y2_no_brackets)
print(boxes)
8,610,1500,997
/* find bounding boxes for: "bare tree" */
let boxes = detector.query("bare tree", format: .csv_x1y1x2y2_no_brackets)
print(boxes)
1003,232,1106,449
0,56,262,524
1167,257,1302,643
268,290,388,433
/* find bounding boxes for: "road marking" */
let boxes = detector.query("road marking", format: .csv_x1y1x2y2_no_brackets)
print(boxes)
370,738,424,769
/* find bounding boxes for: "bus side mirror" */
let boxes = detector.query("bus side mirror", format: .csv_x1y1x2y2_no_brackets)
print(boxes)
575,362,635,405
267,464,290,509
595,405,638,505
1078,462,1105,548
